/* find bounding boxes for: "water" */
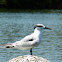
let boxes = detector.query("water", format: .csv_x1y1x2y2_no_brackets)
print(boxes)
0,11,62,62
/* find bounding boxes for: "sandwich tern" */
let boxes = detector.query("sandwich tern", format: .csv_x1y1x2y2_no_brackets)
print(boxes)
0,24,51,55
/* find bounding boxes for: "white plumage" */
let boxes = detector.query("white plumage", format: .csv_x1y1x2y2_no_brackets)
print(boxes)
0,24,51,55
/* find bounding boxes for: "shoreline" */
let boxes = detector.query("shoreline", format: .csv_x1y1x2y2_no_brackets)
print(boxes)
0,8,62,13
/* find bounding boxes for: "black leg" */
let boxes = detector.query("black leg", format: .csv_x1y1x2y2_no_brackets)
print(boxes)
30,48,32,55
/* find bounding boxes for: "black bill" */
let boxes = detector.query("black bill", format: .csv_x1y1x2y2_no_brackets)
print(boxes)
44,27,52,30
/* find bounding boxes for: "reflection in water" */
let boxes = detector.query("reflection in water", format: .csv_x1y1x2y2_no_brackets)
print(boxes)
0,12,62,62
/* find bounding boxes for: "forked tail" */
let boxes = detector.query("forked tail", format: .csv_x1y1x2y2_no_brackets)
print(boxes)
0,44,14,49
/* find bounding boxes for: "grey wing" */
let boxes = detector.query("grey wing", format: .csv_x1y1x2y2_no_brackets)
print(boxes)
21,34,34,42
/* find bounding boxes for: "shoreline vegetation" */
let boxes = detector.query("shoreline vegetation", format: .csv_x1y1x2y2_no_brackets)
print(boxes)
0,8,62,13
0,0,62,13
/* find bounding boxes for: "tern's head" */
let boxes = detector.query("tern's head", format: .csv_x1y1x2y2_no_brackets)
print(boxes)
34,24,51,30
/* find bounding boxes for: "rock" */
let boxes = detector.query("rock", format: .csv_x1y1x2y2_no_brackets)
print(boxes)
8,55,50,62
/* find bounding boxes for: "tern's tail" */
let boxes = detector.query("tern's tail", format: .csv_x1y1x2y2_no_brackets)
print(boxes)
0,44,14,49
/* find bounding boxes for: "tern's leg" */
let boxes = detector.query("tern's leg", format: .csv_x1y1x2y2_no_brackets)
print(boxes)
30,48,32,55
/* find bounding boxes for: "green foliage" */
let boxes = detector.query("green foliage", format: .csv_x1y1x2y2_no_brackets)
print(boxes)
0,0,6,4
0,0,62,9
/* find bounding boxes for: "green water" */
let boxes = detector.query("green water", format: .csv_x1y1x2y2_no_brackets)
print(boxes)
0,11,62,62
